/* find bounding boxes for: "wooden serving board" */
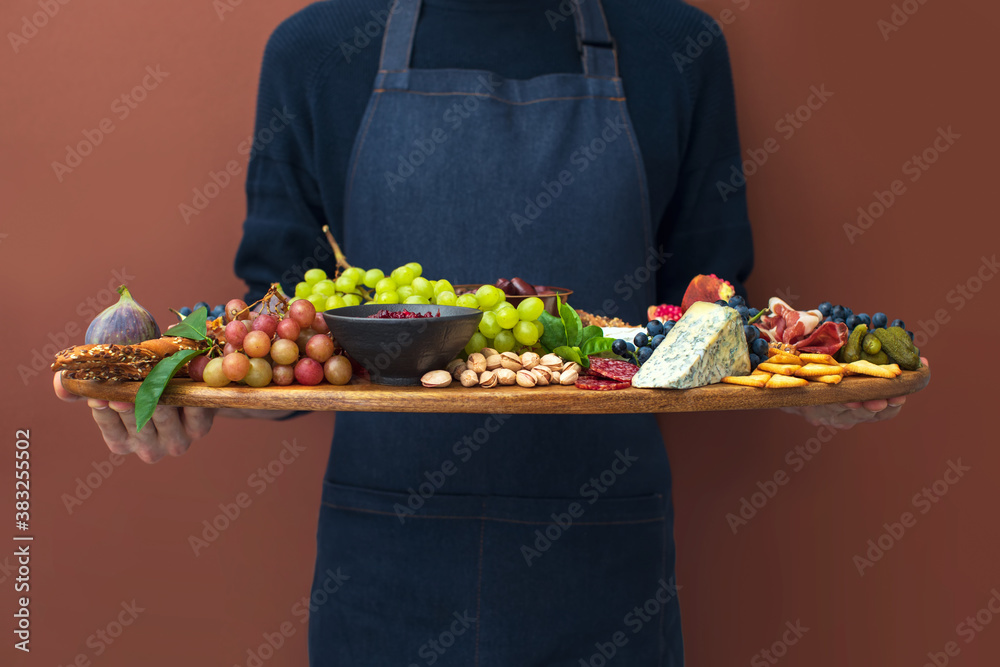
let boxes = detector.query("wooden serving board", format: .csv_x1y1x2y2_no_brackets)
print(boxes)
62,366,930,414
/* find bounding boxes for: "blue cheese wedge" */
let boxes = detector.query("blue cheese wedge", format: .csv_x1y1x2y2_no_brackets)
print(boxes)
631,302,750,389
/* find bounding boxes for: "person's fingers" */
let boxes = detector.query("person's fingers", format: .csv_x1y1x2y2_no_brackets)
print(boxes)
887,396,907,407
151,406,192,457
88,398,110,410
53,371,82,402
90,406,135,455
843,401,863,409
109,402,167,464
181,407,216,441
861,399,889,412
921,356,929,367
873,405,903,422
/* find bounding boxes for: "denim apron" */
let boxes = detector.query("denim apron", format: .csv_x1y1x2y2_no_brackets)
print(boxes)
311,1,682,664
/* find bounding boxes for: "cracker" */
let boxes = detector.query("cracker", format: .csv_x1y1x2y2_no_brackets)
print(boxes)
722,374,769,388
757,362,800,376
765,374,809,388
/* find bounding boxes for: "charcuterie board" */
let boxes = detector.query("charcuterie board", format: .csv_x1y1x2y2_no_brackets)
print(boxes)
62,366,929,414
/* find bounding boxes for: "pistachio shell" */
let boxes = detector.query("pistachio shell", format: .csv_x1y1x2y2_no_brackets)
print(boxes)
460,369,480,387
479,370,498,388
500,351,523,372
480,347,499,358
496,368,517,385
532,368,551,386
451,362,468,381
467,352,487,374
421,370,453,388
446,358,466,374
520,351,540,370
486,354,503,371
516,369,537,387
560,369,579,385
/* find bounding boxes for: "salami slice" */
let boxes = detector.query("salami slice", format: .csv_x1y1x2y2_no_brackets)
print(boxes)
574,376,632,390
587,356,639,383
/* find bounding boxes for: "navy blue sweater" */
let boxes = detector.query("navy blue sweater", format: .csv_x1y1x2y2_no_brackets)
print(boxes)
235,0,753,305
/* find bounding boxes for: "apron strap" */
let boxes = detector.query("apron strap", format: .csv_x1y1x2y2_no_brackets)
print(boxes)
573,0,619,78
379,0,620,79
379,0,421,72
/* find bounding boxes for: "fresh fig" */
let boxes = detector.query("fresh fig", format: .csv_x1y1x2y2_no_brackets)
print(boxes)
85,285,161,345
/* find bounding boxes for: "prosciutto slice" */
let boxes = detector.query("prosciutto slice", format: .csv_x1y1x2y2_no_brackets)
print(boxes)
754,297,848,354
755,298,821,343
795,321,849,354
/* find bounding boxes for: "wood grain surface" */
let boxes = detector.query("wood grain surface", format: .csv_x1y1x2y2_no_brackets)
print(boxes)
61,365,930,414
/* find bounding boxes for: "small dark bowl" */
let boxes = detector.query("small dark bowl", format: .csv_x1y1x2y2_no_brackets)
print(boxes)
323,304,483,385
453,285,573,317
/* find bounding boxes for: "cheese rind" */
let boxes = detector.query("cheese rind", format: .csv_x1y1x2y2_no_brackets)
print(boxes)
631,302,750,389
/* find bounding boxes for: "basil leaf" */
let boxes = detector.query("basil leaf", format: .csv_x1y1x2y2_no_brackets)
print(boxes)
538,310,567,352
134,349,205,432
560,302,583,347
579,325,602,347
163,307,209,341
580,336,616,357
554,346,582,366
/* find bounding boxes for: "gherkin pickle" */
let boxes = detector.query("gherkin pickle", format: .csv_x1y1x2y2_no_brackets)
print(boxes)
862,333,882,355
842,324,868,363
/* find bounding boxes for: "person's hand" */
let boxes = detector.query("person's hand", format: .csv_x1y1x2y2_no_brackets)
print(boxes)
53,371,216,463
781,356,928,430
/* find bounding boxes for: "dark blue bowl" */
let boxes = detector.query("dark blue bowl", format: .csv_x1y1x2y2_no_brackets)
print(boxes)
323,304,483,385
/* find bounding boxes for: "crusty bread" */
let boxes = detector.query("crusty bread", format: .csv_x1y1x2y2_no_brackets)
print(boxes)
51,336,205,382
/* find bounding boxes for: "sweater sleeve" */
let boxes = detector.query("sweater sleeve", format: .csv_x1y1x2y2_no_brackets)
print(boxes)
654,29,754,306
233,23,336,304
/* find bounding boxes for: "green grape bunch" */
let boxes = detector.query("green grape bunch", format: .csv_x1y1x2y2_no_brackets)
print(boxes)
292,264,545,356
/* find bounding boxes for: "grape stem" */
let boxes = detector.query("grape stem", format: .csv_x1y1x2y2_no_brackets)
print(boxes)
322,225,353,272
747,307,770,325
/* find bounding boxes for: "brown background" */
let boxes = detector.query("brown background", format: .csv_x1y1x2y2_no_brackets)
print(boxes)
2,0,997,665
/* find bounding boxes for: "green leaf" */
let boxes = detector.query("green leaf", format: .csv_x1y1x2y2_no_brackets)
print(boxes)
560,302,583,347
580,336,616,357
538,310,567,352
554,346,582,367
579,325,602,347
134,349,205,432
163,307,209,340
